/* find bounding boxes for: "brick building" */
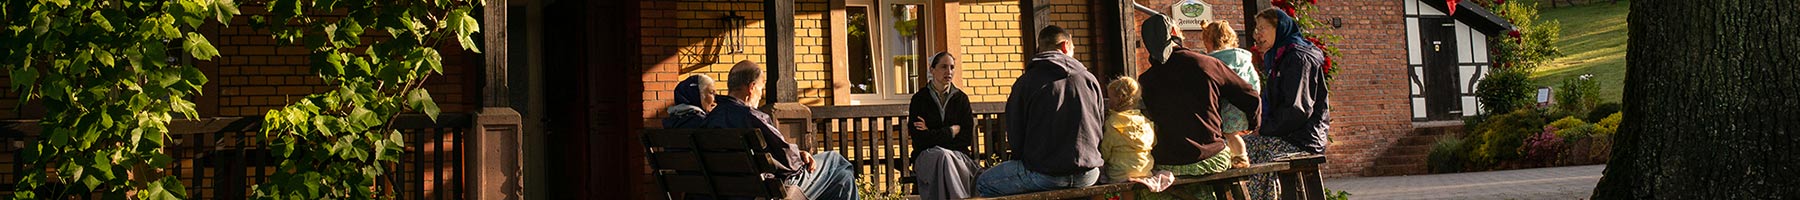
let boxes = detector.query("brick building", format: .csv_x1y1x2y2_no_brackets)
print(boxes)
0,2,525,199
511,0,1513,199
0,0,1522,199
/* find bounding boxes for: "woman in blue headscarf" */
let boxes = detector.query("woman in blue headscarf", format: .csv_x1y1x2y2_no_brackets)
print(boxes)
663,74,717,128
1246,8,1332,200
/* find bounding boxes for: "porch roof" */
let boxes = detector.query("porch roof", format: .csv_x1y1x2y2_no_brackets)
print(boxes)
1421,0,1517,35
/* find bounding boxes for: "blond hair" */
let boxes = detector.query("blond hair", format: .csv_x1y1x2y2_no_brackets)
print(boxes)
1199,21,1239,51
1106,76,1142,111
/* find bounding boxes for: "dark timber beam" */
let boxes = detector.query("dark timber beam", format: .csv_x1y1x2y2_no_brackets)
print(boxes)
764,0,798,103
1106,0,1138,79
1244,0,1268,47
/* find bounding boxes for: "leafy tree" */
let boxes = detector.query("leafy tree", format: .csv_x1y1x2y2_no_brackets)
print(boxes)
245,0,482,199
1,0,237,199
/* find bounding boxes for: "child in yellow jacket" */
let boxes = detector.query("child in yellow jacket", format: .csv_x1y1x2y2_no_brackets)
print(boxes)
1101,76,1156,183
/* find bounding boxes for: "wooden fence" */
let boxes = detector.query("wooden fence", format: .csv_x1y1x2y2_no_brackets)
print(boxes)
808,102,1009,195
0,114,470,200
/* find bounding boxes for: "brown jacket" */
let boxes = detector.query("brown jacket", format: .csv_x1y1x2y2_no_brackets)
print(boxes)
1138,47,1262,165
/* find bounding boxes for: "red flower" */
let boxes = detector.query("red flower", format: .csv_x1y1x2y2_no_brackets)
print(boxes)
1322,56,1334,73
1495,0,1506,4
1285,8,1297,16
1508,30,1522,38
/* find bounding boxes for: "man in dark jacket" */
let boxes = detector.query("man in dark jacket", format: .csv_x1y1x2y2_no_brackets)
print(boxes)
704,61,857,199
976,25,1105,197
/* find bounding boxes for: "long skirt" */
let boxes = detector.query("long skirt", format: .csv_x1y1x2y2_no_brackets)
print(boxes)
916,147,980,199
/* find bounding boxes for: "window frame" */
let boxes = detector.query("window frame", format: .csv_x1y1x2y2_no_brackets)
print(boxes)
838,0,936,105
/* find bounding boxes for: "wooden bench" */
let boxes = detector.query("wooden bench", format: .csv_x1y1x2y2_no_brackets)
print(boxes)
641,128,790,199
970,154,1329,200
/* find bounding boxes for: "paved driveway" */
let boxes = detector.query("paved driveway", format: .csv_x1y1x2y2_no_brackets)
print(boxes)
1323,165,1605,200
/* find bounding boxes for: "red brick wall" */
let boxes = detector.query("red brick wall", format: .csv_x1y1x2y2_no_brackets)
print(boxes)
1130,0,1414,178
0,5,481,120
1307,0,1412,178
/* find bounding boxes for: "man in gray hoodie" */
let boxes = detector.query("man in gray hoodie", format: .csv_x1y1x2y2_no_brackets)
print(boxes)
976,25,1106,197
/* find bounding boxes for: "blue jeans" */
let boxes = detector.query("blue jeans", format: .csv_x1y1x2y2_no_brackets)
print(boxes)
787,151,859,200
975,161,1100,197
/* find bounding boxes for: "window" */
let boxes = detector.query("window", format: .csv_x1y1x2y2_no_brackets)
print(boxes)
843,0,933,105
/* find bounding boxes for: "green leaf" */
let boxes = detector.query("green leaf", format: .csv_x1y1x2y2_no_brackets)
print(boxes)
446,7,482,53
43,0,71,7
148,153,174,168
184,32,220,60
180,64,209,93
406,88,439,121
173,0,206,28
95,49,116,67
160,176,188,199
10,66,38,93
420,48,442,74
89,12,114,32
171,96,198,119
312,52,345,76
213,0,241,23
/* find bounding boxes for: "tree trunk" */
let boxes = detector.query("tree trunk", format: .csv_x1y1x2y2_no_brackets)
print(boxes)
1592,0,1800,199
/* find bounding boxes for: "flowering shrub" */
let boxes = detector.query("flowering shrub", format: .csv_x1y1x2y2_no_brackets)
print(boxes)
1521,125,1565,165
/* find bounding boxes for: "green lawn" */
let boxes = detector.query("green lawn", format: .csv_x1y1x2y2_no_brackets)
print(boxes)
1529,1,1629,103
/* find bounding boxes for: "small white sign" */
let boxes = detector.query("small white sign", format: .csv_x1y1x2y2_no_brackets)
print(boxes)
1171,0,1213,30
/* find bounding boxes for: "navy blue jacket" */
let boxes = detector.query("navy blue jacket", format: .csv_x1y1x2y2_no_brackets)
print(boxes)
703,96,807,178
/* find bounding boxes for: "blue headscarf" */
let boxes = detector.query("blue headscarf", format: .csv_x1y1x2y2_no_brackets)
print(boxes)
673,75,707,105
1261,10,1312,67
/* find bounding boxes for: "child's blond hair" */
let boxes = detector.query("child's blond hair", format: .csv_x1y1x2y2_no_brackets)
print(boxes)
1107,76,1142,111
1199,21,1239,51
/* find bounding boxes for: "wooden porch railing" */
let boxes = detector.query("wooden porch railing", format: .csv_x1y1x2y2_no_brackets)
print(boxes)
808,102,1008,195
0,114,470,200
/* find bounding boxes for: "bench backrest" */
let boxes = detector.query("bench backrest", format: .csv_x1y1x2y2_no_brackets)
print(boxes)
641,128,785,198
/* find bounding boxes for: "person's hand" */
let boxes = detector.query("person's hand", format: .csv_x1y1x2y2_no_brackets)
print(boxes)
950,125,962,136
912,116,929,131
799,152,817,172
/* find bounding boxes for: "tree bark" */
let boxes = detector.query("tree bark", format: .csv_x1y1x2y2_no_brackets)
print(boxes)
1592,0,1800,199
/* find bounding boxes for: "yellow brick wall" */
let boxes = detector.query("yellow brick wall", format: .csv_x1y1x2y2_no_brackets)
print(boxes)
957,0,1026,102
955,0,1097,102
646,0,1102,107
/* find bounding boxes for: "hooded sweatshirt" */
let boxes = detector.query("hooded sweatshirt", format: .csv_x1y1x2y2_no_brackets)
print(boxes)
1004,51,1105,176
1210,48,1261,133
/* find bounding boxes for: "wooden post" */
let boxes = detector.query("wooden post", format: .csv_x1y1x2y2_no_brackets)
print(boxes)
763,0,813,150
471,0,525,199
1105,0,1140,80
764,0,798,104
1243,0,1268,44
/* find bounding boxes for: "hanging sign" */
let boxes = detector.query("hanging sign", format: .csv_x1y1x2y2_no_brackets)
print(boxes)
1171,0,1213,30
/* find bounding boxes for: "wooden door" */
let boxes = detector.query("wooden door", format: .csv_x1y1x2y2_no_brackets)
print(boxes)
1421,18,1463,120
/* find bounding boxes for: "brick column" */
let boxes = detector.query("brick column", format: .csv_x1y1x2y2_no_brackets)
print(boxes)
469,0,525,199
